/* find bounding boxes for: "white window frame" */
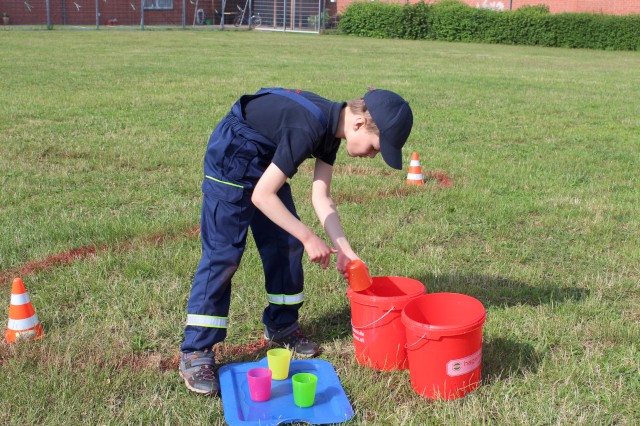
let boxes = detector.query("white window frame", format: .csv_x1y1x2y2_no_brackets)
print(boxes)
143,0,173,10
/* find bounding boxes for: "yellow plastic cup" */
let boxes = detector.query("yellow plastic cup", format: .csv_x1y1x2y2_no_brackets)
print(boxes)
267,348,292,380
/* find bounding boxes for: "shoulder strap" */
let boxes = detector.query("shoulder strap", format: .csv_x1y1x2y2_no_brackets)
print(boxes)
258,88,328,129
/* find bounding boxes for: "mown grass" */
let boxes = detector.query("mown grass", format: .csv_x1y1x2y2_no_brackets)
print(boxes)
0,31,639,425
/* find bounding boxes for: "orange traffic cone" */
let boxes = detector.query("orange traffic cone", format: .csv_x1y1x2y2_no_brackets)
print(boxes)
5,277,44,344
406,152,424,185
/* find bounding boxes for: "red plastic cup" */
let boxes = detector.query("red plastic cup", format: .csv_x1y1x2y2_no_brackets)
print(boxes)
247,367,272,402
346,259,373,292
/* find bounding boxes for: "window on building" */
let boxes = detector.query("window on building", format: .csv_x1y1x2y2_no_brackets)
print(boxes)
143,0,173,10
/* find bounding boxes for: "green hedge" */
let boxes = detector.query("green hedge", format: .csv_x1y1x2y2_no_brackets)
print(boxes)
337,0,640,51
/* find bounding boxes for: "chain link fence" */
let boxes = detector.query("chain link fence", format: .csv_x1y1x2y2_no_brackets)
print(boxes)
0,0,327,31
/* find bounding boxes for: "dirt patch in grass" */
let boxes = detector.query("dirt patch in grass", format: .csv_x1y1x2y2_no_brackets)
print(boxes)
159,354,181,372
333,172,453,204
0,246,99,284
333,164,394,177
0,226,201,285
215,338,271,364
425,170,454,188
112,339,273,373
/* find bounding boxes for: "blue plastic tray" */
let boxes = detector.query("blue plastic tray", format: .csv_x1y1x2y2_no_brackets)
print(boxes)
219,357,354,425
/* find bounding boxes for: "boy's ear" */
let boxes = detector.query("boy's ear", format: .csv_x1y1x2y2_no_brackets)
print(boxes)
353,115,366,131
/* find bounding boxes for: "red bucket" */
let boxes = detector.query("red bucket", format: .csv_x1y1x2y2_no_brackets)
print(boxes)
401,293,486,400
347,276,426,371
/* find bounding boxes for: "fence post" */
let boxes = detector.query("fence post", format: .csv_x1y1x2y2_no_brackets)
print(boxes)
141,0,145,30
96,0,99,29
182,0,186,29
221,0,226,30
46,0,51,29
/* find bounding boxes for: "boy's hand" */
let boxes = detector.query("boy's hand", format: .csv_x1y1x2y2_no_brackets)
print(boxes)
336,251,359,279
302,234,338,269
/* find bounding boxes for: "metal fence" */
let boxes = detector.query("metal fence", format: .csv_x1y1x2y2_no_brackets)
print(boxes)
253,0,323,33
0,0,325,31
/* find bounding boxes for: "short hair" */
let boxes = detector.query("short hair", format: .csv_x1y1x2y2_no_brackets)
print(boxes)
347,86,379,135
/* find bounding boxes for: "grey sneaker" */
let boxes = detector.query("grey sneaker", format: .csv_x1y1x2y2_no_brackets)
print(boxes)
179,351,220,396
264,322,320,357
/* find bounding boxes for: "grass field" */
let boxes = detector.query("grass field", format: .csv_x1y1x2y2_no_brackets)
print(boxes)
1,30,639,425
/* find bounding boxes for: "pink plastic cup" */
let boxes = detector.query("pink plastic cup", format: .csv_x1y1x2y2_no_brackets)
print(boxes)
247,367,272,402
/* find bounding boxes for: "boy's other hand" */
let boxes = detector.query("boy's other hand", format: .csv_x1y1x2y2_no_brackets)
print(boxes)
302,234,338,269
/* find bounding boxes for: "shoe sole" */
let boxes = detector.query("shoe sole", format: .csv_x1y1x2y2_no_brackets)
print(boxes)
179,370,219,396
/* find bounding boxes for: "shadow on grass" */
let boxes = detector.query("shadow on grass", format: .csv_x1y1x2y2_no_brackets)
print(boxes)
311,305,353,342
414,272,584,377
482,337,542,382
415,273,589,309
308,273,585,379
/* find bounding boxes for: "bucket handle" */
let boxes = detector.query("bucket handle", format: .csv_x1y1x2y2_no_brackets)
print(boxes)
351,306,394,330
404,331,429,349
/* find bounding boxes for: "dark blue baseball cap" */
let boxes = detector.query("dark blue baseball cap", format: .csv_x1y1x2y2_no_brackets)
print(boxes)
363,89,413,170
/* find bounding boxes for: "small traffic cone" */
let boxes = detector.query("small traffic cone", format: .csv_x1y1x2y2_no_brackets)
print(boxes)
5,277,44,344
406,152,424,185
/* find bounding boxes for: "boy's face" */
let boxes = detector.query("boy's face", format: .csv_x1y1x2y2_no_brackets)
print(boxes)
345,118,381,160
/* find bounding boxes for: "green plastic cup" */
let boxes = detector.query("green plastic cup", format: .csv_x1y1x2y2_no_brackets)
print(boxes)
267,348,292,380
292,373,318,407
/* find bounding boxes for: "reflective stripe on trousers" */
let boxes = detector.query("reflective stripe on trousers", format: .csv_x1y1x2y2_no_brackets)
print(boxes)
267,292,304,305
186,314,228,328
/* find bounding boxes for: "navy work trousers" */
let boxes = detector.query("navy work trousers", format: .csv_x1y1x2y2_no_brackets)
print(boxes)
181,97,305,353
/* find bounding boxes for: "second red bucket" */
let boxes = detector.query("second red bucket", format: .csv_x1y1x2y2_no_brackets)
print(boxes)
347,276,426,371
401,292,486,400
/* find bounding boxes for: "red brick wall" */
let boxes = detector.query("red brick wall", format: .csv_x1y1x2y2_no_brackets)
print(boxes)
0,0,213,26
333,0,640,15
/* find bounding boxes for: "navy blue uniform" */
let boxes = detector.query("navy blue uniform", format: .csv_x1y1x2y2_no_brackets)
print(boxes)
181,88,345,353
